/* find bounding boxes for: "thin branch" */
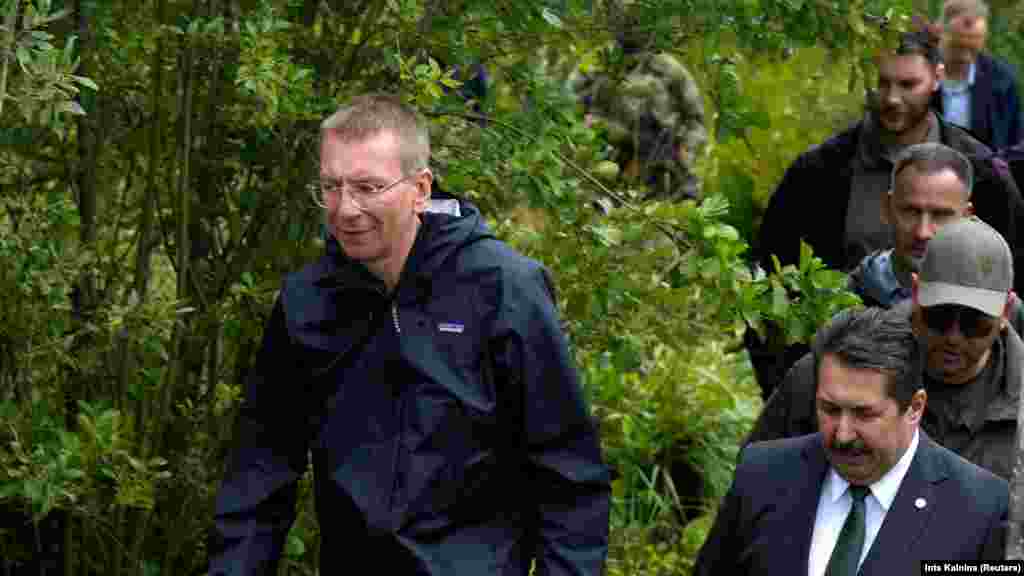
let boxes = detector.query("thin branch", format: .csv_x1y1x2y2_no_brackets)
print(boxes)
424,109,682,243
153,182,178,277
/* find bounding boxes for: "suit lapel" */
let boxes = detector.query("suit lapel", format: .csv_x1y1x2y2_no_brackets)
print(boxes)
858,433,947,576
793,435,832,574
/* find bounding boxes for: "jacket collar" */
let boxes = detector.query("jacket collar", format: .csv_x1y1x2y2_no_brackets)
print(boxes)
313,216,437,305
858,432,946,575
853,250,912,307
793,435,833,575
310,195,489,305
800,432,947,575
943,61,977,91
984,324,1024,422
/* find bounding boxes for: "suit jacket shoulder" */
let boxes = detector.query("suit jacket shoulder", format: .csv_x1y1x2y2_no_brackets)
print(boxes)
979,53,1020,94
694,434,829,576
856,434,1008,575
974,53,1023,149
736,433,818,482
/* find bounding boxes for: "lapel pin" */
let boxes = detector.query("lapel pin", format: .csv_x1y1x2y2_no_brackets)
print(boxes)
914,497,927,509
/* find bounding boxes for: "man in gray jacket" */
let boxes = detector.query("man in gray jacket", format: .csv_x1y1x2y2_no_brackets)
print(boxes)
748,217,1023,480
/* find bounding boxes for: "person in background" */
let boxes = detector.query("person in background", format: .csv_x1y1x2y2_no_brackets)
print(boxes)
848,142,973,308
934,0,1023,149
748,217,1024,483
750,27,1024,400
569,1,707,202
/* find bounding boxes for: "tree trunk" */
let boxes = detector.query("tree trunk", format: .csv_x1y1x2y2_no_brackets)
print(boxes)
72,0,99,414
115,0,167,572
65,0,99,571
157,4,197,459
137,30,200,575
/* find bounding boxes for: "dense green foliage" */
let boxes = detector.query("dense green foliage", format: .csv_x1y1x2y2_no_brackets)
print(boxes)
0,0,955,573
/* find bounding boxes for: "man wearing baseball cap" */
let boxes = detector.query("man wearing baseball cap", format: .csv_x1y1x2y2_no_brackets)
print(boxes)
910,217,1022,479
746,217,1024,480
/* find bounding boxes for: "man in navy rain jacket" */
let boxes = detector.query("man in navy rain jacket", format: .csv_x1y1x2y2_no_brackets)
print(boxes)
208,93,611,575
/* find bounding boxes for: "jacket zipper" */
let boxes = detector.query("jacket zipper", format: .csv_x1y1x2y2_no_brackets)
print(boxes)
391,303,401,334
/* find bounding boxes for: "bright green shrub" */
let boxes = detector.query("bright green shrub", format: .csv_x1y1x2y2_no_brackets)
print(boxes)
697,45,871,247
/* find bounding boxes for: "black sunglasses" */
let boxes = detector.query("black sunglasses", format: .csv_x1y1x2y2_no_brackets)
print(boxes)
921,304,999,338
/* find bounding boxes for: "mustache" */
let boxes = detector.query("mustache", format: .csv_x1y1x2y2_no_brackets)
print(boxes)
829,439,867,454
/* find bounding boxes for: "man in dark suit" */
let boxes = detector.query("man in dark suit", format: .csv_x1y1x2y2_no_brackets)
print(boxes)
695,307,1007,575
934,0,1023,149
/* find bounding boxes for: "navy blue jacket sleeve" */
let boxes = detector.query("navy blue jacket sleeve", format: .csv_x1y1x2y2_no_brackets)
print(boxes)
993,56,1024,149
209,297,312,575
491,262,612,576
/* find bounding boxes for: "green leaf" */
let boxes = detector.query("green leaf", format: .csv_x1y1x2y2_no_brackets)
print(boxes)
541,7,563,29
285,534,306,557
0,483,22,501
770,279,788,317
15,46,32,73
61,34,76,67
71,75,99,91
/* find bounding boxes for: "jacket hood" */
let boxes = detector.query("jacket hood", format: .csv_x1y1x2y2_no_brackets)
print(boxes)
319,194,495,300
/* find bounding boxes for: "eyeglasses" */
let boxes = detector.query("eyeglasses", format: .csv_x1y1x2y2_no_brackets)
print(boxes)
311,171,420,210
921,304,999,338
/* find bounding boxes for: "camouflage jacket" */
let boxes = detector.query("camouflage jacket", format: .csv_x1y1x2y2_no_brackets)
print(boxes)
570,52,707,201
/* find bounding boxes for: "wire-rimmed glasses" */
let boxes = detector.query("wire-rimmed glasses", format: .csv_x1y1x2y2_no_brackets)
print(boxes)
310,171,421,210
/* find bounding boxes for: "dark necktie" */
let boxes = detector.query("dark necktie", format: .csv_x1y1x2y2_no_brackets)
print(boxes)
826,485,870,576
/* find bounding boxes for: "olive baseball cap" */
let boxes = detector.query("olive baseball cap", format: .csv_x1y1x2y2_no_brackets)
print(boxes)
917,217,1013,317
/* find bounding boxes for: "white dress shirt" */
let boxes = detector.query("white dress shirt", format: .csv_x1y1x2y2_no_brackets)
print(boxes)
807,428,920,576
942,62,976,130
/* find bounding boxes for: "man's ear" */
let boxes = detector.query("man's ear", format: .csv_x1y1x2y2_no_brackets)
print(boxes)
934,63,946,89
907,389,927,423
965,201,974,216
911,273,920,302
412,169,433,213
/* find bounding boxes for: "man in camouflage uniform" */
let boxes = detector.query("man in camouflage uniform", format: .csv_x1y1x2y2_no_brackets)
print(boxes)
570,36,707,201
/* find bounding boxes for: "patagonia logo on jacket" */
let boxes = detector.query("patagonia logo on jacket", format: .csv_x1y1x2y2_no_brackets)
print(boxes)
438,322,465,334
